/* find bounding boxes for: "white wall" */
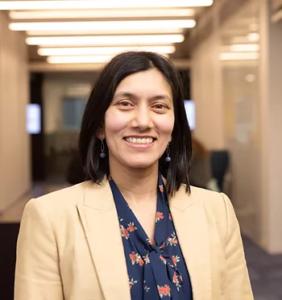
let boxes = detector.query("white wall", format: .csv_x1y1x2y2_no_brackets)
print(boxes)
191,34,225,150
259,0,282,253
191,0,282,254
0,12,30,212
222,63,262,244
191,22,263,245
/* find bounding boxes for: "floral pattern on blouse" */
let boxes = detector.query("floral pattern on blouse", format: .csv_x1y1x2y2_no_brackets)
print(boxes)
109,173,193,300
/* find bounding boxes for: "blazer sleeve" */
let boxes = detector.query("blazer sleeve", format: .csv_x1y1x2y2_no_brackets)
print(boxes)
14,198,64,300
221,193,254,300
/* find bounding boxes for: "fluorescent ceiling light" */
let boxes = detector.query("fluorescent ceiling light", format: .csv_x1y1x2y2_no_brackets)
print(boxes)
220,52,259,61
26,34,185,46
47,56,114,64
231,36,251,44
47,54,168,64
9,20,196,31
9,9,195,19
0,0,213,10
248,33,259,41
230,44,260,52
38,46,176,56
232,34,260,44
27,28,184,36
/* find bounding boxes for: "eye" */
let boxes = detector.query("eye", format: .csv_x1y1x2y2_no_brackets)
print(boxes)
116,101,134,108
153,103,168,110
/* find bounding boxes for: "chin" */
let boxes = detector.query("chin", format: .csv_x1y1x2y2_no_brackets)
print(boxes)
124,158,159,169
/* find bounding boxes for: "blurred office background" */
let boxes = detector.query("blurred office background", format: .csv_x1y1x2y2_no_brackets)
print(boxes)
0,0,282,299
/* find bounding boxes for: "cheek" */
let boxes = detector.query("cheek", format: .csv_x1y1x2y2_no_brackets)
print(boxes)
158,114,175,137
104,110,127,136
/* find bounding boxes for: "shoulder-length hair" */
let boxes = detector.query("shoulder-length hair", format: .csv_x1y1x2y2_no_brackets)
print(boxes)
79,51,192,196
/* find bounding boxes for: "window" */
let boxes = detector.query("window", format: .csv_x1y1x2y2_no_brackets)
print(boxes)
62,97,87,130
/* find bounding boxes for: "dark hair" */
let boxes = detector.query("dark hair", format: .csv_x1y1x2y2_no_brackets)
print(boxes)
79,51,192,196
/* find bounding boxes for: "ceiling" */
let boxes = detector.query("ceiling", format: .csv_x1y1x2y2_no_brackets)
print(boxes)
0,0,214,71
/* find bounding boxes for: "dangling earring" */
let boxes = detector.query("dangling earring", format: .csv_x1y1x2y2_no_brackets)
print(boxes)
100,139,106,158
165,146,171,162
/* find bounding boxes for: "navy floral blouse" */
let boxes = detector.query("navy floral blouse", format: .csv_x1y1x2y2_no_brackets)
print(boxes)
109,174,193,300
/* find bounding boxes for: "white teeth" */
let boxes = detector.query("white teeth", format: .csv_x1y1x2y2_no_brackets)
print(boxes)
125,137,154,144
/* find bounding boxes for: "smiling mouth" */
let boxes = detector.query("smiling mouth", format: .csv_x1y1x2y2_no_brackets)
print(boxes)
124,137,156,144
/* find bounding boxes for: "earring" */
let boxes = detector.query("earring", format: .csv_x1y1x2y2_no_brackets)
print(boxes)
100,139,106,158
165,146,171,162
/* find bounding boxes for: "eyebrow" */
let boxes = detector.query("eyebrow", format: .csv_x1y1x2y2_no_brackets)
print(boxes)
113,92,172,102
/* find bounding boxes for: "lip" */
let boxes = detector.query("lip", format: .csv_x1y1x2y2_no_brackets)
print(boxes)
123,136,156,149
123,136,156,139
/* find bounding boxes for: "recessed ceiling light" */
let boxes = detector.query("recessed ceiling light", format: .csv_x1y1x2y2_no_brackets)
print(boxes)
245,74,256,82
248,33,260,42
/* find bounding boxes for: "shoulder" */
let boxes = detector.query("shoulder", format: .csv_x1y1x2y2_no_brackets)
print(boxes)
190,186,232,219
24,181,90,217
189,186,234,240
190,186,229,210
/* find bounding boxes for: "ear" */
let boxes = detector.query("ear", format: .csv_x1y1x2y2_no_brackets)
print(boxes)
96,126,105,140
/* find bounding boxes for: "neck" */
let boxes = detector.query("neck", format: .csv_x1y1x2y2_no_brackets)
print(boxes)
109,161,159,204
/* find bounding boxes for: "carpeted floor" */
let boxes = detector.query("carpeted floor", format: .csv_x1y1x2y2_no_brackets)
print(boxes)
243,237,282,300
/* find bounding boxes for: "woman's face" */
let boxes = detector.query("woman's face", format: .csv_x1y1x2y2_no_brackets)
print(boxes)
101,68,175,171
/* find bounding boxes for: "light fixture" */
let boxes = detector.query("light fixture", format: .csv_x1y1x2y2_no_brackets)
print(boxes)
220,52,259,61
232,34,260,44
26,28,184,36
245,74,256,83
9,8,195,19
0,0,213,10
248,33,259,42
26,34,185,46
230,44,260,52
9,20,196,31
47,56,114,64
38,46,176,56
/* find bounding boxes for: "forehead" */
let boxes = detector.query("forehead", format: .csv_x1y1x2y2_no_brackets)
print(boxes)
114,68,172,97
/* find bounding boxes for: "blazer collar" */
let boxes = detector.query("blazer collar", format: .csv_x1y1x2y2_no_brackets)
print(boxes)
82,178,196,211
168,185,213,300
78,179,212,300
82,179,114,210
168,183,197,211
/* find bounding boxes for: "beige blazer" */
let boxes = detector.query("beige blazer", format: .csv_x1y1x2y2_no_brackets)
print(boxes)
15,180,253,300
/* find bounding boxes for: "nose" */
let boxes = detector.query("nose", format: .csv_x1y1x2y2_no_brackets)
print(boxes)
131,103,153,130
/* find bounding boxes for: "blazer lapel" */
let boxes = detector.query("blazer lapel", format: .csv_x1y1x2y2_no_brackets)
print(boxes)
169,186,212,300
77,180,131,300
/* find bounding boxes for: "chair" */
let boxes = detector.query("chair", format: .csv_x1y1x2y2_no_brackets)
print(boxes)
210,150,230,192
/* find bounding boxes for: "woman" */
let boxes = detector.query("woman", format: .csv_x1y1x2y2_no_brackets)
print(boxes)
15,52,253,300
